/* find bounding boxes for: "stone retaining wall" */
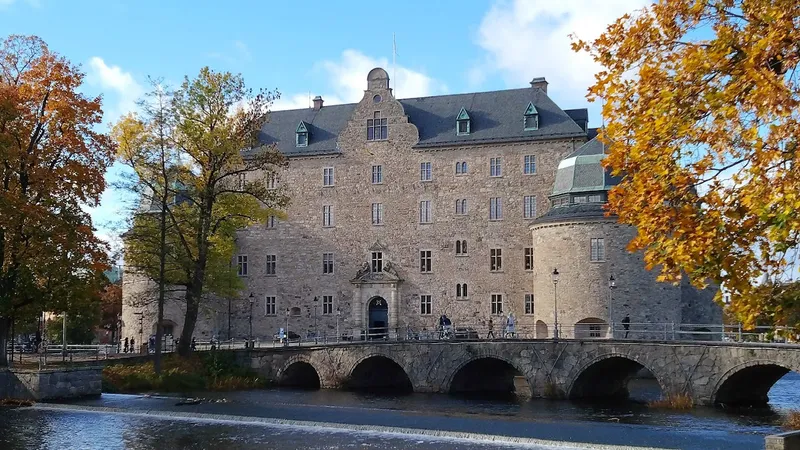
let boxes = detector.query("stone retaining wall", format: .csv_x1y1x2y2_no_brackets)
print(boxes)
0,366,102,401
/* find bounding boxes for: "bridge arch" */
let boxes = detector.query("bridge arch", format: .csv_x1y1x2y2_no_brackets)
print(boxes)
567,353,664,401
712,360,796,407
446,355,532,397
346,353,413,393
277,356,323,389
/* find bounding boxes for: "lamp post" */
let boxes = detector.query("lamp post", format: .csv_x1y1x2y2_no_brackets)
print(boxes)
608,275,617,339
551,268,560,340
313,296,319,344
285,308,290,346
248,293,255,348
227,297,232,341
336,307,341,343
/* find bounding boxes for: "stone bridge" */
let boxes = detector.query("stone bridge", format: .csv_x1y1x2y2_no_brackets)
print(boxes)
238,340,800,407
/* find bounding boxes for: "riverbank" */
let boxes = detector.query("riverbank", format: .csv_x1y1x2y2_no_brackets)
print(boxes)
102,353,266,393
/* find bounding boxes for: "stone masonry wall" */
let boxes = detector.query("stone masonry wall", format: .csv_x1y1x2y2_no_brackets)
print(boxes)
1,367,102,400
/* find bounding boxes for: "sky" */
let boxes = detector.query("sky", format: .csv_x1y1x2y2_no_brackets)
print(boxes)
0,0,650,249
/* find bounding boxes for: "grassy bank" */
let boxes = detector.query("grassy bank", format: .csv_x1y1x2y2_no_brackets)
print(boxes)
102,352,268,393
647,393,694,410
784,410,800,430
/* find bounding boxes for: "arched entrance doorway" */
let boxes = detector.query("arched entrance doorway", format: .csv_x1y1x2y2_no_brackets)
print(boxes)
368,297,388,339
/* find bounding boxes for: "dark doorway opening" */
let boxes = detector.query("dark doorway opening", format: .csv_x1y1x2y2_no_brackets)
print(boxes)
368,297,388,340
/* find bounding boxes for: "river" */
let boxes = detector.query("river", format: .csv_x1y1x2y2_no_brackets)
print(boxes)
0,372,798,449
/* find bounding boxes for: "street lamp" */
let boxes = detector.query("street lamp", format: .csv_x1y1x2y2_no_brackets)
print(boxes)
551,268,560,340
285,308,290,346
336,307,341,343
248,293,255,348
313,296,319,344
608,275,617,339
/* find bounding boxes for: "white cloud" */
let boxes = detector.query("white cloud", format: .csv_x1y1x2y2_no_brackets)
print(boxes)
472,0,648,107
272,49,447,111
87,56,143,121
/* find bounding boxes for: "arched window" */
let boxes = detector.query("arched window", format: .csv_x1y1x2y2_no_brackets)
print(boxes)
456,283,462,298
456,239,467,255
461,240,467,254
456,283,468,298
462,283,468,297
456,240,462,254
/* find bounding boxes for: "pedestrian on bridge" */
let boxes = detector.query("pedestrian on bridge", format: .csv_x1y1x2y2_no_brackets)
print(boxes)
487,318,495,339
622,315,631,338
123,337,129,353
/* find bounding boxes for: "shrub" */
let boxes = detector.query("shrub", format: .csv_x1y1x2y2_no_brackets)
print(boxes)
784,410,800,430
648,393,694,410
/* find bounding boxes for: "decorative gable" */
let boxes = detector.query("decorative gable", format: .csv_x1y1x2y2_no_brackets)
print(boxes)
524,102,539,131
456,107,471,136
296,121,309,147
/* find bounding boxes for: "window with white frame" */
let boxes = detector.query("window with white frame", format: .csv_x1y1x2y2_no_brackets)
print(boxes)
323,167,335,187
524,155,536,174
420,250,432,273
455,240,467,255
524,247,534,271
237,173,246,190
590,238,606,262
372,203,384,225
524,294,534,315
490,157,502,177
372,165,383,184
456,283,468,299
420,295,432,315
323,252,334,274
455,161,467,175
371,251,383,273
265,254,276,275
420,162,432,181
266,173,277,190
322,295,333,315
524,195,537,219
491,294,504,315
367,111,388,141
588,194,603,202
266,215,276,228
455,198,467,215
419,200,432,223
490,197,503,221
490,248,502,272
323,205,334,227
237,255,248,276
264,296,276,316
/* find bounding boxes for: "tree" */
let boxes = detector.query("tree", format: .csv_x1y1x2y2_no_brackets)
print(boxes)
0,35,113,365
100,282,122,344
573,1,800,328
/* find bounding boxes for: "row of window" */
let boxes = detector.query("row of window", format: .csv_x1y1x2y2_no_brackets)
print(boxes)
235,240,606,277
262,295,336,316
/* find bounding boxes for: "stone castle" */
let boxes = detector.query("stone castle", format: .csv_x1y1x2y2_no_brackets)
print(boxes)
121,67,721,343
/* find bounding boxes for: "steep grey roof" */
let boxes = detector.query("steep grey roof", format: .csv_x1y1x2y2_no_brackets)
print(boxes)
254,103,356,157
401,88,586,148
531,203,615,225
253,86,587,157
551,137,621,196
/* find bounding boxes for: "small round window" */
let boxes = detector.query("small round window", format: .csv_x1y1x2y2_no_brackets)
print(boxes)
372,94,382,103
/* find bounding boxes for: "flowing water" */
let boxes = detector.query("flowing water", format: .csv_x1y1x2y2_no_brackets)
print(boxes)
0,372,798,449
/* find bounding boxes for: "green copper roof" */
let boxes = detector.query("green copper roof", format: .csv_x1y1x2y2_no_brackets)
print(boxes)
551,137,621,196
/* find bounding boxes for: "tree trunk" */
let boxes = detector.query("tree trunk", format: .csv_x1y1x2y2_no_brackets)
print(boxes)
153,199,168,374
178,283,201,356
0,316,10,367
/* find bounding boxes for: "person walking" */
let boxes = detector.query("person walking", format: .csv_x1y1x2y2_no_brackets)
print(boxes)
487,318,495,339
130,337,135,354
622,315,631,338
123,337,129,353
505,312,516,338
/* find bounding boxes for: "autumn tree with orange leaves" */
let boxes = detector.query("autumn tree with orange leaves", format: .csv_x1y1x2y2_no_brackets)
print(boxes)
0,35,113,365
574,1,800,328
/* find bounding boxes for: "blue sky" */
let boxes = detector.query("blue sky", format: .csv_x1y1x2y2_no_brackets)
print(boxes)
0,0,649,248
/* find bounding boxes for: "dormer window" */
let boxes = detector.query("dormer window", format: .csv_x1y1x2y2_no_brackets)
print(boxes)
456,107,471,136
296,121,309,147
524,102,539,131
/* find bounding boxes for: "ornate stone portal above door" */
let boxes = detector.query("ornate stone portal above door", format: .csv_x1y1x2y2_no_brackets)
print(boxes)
350,241,403,338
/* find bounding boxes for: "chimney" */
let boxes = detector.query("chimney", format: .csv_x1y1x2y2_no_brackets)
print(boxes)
530,77,548,93
312,95,324,110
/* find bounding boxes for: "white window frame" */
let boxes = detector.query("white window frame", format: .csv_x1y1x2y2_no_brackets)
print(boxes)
237,255,248,277
455,198,467,215
490,248,502,272
490,197,503,221
372,202,384,226
323,252,334,274
371,251,383,273
266,215,276,228
455,161,467,175
490,157,502,177
265,254,277,276
491,294,504,315
420,162,432,181
323,205,334,227
524,155,536,175
455,239,467,256
323,167,335,187
266,173,277,190
420,250,432,273
524,247,534,271
524,195,537,219
372,165,383,184
524,294,534,315
590,238,606,262
419,200,432,224
420,295,432,315
264,296,276,316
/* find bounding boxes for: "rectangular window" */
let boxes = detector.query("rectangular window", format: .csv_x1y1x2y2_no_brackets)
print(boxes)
524,196,537,219
237,255,248,276
588,194,603,202
371,251,383,273
490,157,502,177
265,296,276,316
524,247,534,271
266,215,276,228
420,295,432,315
490,248,502,272
525,294,534,315
296,132,308,147
323,295,333,315
490,197,503,221
455,199,467,215
323,205,334,227
590,238,606,262
491,294,504,315
265,254,276,275
323,252,334,274
420,162,432,181
323,167,335,186
237,173,246,190
420,250,432,273
372,165,383,184
524,155,536,174
455,161,467,175
419,200,432,223
266,173,277,190
372,203,384,225
589,324,602,338
367,111,388,141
